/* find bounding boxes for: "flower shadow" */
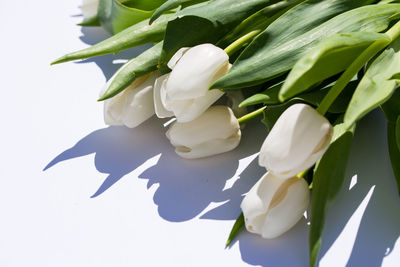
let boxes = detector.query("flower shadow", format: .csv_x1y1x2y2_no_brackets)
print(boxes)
44,117,169,198
138,121,268,222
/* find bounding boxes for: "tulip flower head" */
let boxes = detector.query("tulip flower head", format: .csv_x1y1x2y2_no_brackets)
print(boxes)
103,72,159,128
166,106,241,159
154,44,230,123
241,172,310,239
81,0,99,19
259,103,333,179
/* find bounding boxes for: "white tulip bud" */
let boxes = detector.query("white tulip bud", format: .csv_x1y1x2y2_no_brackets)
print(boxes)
103,72,159,128
153,44,230,122
259,104,333,179
81,0,98,19
166,106,241,159
241,172,310,239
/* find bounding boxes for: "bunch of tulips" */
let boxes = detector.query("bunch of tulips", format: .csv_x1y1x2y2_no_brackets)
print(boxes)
53,0,400,265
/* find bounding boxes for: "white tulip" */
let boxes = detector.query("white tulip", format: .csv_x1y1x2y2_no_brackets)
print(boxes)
103,72,159,128
154,44,230,122
241,172,310,239
166,106,241,159
81,0,99,19
259,103,333,179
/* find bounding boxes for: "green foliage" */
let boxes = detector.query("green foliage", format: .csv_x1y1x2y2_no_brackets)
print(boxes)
309,121,355,267
279,32,389,101
149,0,209,24
212,2,398,91
344,37,400,128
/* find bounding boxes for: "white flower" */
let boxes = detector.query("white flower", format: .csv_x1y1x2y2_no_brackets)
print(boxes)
81,0,99,19
241,172,310,239
166,106,241,159
259,103,333,179
103,72,159,128
154,44,230,122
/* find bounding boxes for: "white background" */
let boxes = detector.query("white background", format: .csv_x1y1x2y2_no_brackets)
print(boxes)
1,1,400,266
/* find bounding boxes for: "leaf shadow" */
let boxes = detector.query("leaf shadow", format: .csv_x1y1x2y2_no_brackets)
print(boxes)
317,110,400,266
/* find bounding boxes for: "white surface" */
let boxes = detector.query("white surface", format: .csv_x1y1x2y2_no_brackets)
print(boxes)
1,1,400,266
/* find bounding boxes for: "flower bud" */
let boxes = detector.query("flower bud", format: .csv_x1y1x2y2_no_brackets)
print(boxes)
103,72,159,128
166,106,241,159
81,0,98,19
259,104,333,179
153,44,229,122
241,172,310,239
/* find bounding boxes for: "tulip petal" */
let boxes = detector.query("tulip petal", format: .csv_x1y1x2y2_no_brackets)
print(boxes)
241,172,310,239
166,43,229,100
166,106,241,158
167,47,190,70
172,89,224,122
81,0,99,19
261,177,309,238
104,72,158,128
153,74,175,118
259,104,333,178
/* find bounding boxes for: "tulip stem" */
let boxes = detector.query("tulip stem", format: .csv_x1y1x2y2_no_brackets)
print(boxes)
224,30,260,56
316,20,400,116
238,106,266,125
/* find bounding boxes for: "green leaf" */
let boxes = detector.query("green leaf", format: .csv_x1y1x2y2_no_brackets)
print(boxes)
51,13,175,65
218,0,304,47
309,121,355,267
149,0,209,24
78,14,100,27
212,1,398,91
396,116,400,150
343,37,400,129
98,0,167,34
387,121,400,195
381,86,400,122
98,42,163,101
279,32,390,101
240,81,283,107
225,213,244,248
159,16,222,73
158,0,276,71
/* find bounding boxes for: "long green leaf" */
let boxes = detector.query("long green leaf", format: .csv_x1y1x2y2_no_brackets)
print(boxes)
343,36,400,128
387,121,400,195
381,88,400,195
212,1,398,91
279,32,390,101
396,116,400,150
98,0,167,34
243,79,357,113
52,0,273,65
309,121,355,267
98,42,163,101
149,0,209,24
51,13,175,65
217,0,304,47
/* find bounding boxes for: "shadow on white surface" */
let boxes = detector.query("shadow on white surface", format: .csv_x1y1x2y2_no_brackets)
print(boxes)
317,110,400,267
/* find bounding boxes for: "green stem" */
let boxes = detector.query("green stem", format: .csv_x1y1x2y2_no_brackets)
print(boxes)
316,20,400,116
238,106,266,125
224,30,260,56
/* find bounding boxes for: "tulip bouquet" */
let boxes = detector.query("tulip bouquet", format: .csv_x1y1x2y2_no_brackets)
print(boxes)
53,0,400,265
